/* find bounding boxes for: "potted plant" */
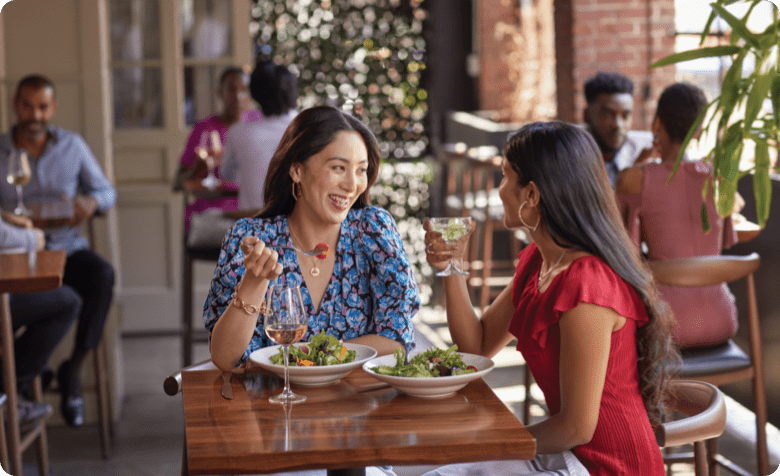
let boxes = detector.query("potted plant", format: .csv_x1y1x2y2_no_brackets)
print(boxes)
651,0,779,229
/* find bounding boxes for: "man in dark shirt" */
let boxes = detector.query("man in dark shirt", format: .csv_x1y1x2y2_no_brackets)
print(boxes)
583,72,654,187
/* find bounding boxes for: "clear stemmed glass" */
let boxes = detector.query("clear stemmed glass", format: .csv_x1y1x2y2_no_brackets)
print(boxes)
6,148,31,215
429,217,473,276
196,130,222,190
264,284,308,404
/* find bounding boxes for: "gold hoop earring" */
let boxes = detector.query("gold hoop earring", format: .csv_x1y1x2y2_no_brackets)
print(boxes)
292,181,300,201
518,200,539,232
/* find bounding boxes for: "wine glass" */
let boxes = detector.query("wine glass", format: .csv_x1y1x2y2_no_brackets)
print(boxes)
6,148,31,215
264,284,308,404
429,217,473,276
196,130,222,190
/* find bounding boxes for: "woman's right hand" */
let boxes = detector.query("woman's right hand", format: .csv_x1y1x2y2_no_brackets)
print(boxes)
423,219,476,271
240,236,283,282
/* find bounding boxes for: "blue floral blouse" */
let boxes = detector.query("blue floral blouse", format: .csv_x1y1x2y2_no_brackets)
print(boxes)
203,206,421,365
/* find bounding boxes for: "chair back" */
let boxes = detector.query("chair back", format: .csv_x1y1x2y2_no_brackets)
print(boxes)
648,253,760,288
656,380,727,448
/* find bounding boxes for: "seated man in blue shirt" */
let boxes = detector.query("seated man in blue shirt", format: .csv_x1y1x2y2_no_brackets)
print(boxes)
0,74,117,427
583,71,654,187
0,217,79,433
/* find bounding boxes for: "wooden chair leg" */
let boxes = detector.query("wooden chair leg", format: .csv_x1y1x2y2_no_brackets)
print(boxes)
1,293,23,476
95,338,113,458
31,376,50,476
522,364,532,424
182,252,194,367
706,438,718,476
693,441,707,476
744,274,769,476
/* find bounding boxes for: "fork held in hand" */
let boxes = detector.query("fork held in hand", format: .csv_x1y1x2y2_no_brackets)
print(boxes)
267,244,328,257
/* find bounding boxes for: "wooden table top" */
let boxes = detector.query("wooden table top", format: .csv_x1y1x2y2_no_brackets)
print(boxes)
0,250,67,294
182,367,536,475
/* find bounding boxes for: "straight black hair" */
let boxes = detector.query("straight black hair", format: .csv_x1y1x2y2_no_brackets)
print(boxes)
503,121,678,427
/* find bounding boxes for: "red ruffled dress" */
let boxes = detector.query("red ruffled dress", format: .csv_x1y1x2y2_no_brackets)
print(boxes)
509,243,665,475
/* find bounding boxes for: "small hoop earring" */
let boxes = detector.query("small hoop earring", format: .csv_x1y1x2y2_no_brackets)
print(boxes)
292,181,300,201
518,200,539,232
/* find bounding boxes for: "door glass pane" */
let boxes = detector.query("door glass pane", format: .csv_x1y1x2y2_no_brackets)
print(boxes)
110,0,161,61
112,67,164,128
183,65,223,126
180,0,233,59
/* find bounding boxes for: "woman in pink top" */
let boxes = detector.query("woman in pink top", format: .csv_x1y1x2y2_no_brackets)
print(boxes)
176,67,262,231
616,82,739,348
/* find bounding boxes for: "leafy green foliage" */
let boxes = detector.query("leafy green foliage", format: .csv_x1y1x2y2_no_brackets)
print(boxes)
250,1,433,302
651,0,779,227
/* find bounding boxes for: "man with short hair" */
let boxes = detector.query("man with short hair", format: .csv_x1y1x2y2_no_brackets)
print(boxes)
0,74,116,428
583,71,654,187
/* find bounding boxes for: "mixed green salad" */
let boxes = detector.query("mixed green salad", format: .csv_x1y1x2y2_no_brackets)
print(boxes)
370,345,477,377
269,331,357,366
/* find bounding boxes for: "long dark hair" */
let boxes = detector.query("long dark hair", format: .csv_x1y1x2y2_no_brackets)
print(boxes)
258,105,380,219
503,121,678,427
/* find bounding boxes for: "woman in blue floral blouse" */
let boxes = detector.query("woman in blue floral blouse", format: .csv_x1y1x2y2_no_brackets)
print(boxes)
205,105,421,371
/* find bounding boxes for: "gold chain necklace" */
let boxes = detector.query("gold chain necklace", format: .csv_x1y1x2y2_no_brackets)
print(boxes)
288,223,324,277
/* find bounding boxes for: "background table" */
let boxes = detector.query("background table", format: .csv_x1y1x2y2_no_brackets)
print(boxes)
182,367,536,476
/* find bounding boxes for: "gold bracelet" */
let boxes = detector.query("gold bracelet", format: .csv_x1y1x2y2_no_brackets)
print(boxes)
231,293,265,315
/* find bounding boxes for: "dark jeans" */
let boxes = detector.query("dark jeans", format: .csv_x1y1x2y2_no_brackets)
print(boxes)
6,287,81,390
63,249,115,351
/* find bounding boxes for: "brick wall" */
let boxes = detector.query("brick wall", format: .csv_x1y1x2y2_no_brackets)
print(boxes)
478,0,678,130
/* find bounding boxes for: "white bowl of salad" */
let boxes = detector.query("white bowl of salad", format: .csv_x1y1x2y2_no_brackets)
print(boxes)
249,332,377,386
363,346,495,398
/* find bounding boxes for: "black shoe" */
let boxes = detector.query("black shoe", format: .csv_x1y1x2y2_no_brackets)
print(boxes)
57,360,84,427
61,395,85,427
18,399,53,433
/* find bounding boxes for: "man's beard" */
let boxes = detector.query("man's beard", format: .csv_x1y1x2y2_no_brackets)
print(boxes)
591,130,623,160
17,120,46,141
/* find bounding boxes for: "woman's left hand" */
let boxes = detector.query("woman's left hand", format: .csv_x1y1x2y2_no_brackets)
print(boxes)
423,219,476,271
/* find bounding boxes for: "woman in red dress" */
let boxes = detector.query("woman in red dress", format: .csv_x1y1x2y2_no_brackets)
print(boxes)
423,121,678,475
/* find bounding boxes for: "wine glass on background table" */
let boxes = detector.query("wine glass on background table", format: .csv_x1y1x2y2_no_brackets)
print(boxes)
196,130,222,190
265,284,308,404
429,217,473,276
6,148,31,215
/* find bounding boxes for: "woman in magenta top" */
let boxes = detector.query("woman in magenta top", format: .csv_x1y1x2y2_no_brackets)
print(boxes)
616,82,739,348
176,67,262,231
423,122,677,475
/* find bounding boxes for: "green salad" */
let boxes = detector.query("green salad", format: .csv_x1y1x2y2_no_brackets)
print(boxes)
371,345,477,377
269,331,357,366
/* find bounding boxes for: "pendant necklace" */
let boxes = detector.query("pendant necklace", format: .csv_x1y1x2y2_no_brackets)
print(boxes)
289,223,329,276
539,250,566,282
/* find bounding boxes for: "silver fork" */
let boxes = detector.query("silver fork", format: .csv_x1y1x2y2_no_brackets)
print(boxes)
267,244,327,257
242,244,327,257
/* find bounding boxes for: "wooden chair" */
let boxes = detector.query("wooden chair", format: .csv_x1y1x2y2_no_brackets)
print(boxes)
81,214,114,459
1,297,51,476
649,253,769,476
656,380,728,476
440,144,522,311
